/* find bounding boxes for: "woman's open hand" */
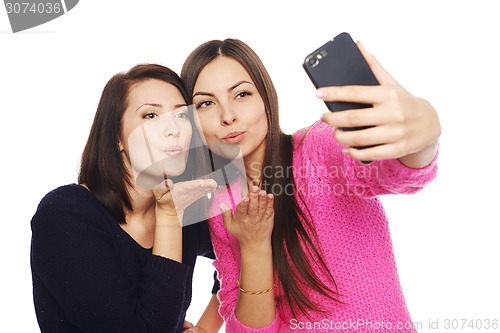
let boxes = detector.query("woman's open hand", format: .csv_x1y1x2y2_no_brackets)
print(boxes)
318,42,441,168
219,186,274,249
153,178,217,219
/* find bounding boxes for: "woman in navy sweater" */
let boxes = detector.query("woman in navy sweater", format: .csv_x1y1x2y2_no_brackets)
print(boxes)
31,64,222,332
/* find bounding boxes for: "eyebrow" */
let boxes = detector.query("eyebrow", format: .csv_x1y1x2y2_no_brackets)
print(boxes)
136,103,162,112
193,80,253,98
228,80,253,92
135,103,187,112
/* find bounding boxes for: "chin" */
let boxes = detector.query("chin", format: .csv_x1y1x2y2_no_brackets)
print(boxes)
133,161,186,189
165,168,186,178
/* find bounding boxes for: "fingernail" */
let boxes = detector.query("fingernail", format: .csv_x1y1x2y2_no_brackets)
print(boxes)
219,203,228,213
320,113,326,122
244,197,249,203
316,90,325,99
342,148,349,154
252,186,258,193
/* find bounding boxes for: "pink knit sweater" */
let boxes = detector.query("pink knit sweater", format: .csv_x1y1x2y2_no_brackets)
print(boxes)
208,121,438,332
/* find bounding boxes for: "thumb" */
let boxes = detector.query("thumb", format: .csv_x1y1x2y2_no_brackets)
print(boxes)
219,203,232,231
153,179,173,198
183,320,195,329
356,41,399,87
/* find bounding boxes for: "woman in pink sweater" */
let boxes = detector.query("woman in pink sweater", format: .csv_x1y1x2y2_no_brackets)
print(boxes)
181,39,440,332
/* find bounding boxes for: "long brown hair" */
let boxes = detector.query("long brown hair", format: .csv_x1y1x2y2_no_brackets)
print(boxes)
79,64,210,223
181,39,341,317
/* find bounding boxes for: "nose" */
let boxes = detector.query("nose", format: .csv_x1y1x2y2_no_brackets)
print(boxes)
220,103,237,126
164,120,180,138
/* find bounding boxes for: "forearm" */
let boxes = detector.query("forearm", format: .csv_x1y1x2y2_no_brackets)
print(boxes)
152,213,182,263
196,294,224,333
234,243,275,328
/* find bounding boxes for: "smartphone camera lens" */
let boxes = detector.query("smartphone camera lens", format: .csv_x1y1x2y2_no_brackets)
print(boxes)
307,56,319,67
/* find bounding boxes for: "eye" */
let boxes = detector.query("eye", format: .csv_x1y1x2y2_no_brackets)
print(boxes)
236,91,252,99
175,111,189,119
143,112,158,119
196,101,214,109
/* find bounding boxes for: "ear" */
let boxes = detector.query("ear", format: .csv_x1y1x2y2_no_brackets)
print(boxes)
118,141,124,152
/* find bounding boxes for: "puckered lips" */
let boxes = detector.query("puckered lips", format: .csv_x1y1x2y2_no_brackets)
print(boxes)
163,145,183,156
222,131,245,144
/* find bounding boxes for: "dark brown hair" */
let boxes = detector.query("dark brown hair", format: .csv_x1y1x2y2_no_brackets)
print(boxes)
79,64,210,223
181,39,341,317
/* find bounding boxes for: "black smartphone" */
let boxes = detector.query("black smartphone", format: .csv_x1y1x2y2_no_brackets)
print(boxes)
303,32,379,163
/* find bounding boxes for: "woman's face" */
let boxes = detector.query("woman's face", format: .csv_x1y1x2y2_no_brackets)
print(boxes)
192,56,268,162
120,79,192,187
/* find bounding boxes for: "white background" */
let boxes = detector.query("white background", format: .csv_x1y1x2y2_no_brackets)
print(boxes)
1,1,499,332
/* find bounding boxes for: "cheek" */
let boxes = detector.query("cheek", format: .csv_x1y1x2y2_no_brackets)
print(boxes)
120,116,138,152
252,105,268,134
197,113,218,138
182,123,193,146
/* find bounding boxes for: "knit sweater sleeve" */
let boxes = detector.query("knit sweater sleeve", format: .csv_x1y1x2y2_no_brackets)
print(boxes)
209,210,280,332
31,195,189,333
297,121,438,199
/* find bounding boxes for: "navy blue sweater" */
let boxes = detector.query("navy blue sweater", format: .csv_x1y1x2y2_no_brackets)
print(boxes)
31,184,219,333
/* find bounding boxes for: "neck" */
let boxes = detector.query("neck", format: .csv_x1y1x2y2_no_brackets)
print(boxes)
125,180,156,223
121,152,156,222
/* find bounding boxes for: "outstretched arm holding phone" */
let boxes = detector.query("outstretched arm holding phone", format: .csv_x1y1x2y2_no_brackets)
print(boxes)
318,42,441,169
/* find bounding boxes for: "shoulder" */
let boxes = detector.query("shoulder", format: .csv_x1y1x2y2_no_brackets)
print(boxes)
292,121,335,148
32,184,114,232
36,184,100,214
37,184,90,206
292,121,339,164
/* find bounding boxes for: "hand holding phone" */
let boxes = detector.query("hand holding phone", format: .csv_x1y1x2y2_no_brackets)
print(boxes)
303,32,379,163
303,33,441,168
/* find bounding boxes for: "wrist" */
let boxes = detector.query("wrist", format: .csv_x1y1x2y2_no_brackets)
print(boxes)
240,241,272,257
155,210,182,228
398,139,439,169
195,327,207,333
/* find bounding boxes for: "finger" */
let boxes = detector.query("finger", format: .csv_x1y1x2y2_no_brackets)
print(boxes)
317,85,387,105
153,179,172,197
344,142,407,161
173,179,217,202
184,320,195,329
257,190,268,220
188,179,218,198
334,124,404,148
321,106,395,128
206,178,218,189
219,203,233,231
198,178,217,189
265,194,274,220
356,41,399,87
246,186,260,219
183,179,217,192
232,196,250,222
